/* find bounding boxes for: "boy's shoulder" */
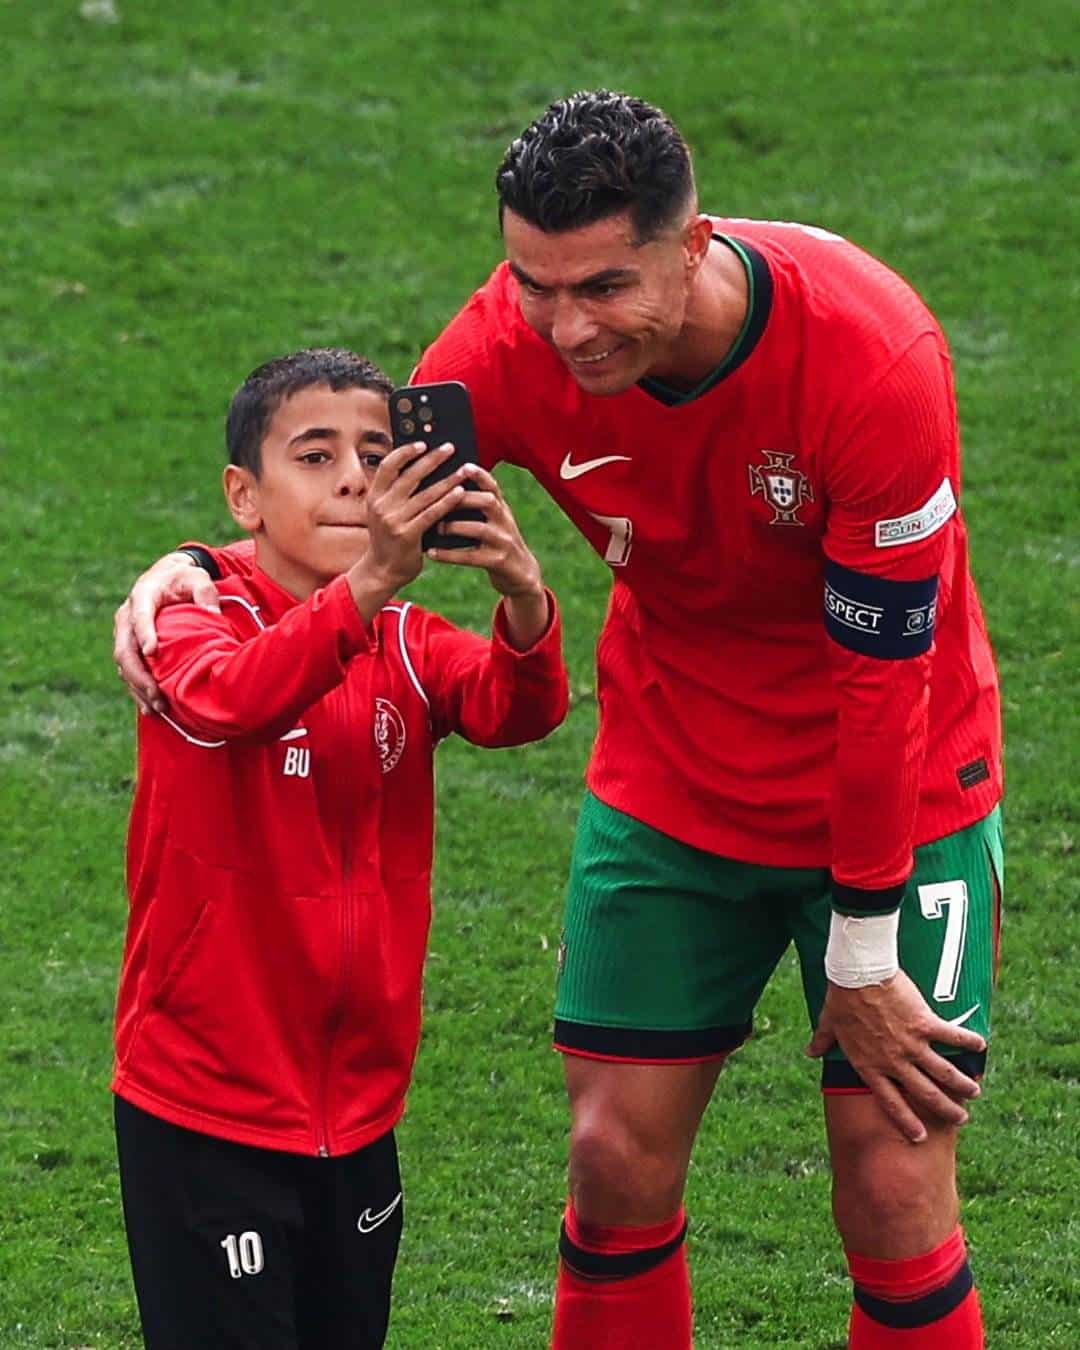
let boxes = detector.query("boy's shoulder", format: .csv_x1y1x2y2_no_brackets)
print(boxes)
216,576,268,623
151,573,275,661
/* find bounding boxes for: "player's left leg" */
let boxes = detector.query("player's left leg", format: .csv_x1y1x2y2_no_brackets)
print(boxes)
794,806,1002,1347
826,1099,982,1347
294,1128,403,1349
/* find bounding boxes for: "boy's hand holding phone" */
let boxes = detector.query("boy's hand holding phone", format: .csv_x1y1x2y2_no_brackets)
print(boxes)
347,442,469,621
386,381,549,649
427,464,550,651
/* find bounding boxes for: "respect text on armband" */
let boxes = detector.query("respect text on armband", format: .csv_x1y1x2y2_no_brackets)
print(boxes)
823,561,938,658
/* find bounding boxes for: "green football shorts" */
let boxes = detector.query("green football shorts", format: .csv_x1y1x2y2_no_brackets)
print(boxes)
553,792,1003,1089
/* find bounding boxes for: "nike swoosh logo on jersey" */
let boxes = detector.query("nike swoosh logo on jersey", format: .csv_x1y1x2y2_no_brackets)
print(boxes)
944,1003,980,1028
357,1191,402,1234
278,727,308,742
559,452,631,480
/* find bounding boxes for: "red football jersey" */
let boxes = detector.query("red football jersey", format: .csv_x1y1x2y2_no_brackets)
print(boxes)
413,218,1002,905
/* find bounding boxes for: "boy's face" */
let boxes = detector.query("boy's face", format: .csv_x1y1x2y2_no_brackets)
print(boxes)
225,384,392,599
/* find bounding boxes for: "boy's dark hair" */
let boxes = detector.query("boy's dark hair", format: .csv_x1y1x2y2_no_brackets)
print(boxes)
226,347,393,475
495,90,695,243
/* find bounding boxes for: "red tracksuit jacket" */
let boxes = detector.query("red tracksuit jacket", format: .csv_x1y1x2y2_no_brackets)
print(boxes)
113,566,568,1156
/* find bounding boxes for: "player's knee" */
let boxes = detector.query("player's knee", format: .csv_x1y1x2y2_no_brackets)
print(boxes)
568,1113,685,1222
832,1139,957,1245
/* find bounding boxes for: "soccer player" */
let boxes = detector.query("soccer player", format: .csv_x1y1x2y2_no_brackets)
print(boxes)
114,95,1002,1348
113,348,568,1349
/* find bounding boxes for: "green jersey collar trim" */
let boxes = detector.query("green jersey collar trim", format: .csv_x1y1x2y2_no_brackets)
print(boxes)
639,235,773,407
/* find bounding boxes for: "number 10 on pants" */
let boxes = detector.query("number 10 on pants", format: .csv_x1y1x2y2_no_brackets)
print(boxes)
221,1230,265,1279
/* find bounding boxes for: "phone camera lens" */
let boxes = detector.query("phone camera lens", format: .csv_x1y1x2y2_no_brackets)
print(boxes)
400,417,416,434
396,397,413,414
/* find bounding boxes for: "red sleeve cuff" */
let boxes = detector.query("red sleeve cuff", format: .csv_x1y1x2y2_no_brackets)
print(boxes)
490,588,560,658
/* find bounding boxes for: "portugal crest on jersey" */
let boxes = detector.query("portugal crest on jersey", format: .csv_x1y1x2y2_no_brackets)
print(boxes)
748,450,815,525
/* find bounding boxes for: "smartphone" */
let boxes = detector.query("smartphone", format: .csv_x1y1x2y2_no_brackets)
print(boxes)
389,381,484,551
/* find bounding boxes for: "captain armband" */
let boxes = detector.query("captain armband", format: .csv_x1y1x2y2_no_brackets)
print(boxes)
823,561,938,658
824,910,900,988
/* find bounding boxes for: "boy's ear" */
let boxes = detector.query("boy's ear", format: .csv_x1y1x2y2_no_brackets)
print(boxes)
223,465,262,531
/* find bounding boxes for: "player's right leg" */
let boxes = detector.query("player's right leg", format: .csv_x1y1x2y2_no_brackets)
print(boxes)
114,1096,304,1349
550,791,807,1349
553,1056,721,1349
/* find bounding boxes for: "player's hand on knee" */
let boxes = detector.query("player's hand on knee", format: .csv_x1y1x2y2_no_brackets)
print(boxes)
807,970,985,1144
114,553,219,713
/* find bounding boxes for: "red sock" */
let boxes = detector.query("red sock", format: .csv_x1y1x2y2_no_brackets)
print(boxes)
551,1203,692,1349
847,1226,984,1347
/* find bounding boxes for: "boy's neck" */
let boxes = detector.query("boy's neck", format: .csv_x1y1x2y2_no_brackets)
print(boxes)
251,537,323,603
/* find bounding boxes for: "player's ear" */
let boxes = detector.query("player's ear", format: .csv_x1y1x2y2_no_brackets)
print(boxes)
223,464,262,531
683,213,713,277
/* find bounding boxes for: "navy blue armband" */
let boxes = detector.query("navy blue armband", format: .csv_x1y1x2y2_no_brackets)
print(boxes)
177,545,221,581
823,561,937,658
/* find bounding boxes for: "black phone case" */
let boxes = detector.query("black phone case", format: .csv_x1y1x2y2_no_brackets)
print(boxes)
389,381,483,551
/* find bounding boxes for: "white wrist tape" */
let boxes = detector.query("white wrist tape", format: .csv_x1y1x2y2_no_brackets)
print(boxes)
824,910,900,988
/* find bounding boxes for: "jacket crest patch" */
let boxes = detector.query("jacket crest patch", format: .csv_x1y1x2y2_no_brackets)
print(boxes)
374,698,406,773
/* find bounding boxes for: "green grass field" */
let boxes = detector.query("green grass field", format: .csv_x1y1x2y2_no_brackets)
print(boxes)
1,1,1077,1344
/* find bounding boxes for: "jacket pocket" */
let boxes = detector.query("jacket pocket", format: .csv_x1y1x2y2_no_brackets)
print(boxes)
130,858,334,1140
150,885,219,1011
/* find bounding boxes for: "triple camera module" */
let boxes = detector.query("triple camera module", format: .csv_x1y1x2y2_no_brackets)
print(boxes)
394,394,435,437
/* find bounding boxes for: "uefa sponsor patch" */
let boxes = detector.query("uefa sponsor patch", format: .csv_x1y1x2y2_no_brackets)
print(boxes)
875,478,956,548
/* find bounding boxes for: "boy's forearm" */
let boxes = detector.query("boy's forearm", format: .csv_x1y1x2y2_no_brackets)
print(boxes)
500,584,551,651
424,588,567,748
154,578,372,740
346,559,400,626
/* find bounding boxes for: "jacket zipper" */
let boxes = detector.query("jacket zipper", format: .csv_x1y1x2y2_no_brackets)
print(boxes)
316,695,357,1158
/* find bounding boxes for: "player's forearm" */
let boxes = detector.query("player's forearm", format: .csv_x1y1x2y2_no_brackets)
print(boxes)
823,646,932,987
826,723,915,987
828,649,931,910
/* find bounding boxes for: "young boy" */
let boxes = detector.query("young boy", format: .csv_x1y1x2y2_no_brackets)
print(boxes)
112,348,569,1349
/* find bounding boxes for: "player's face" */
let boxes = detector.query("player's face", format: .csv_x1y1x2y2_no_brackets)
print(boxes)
502,207,701,395
231,385,392,599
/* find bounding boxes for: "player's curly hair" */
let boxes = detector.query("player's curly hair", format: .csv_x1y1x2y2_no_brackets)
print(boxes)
226,347,393,476
495,90,695,242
